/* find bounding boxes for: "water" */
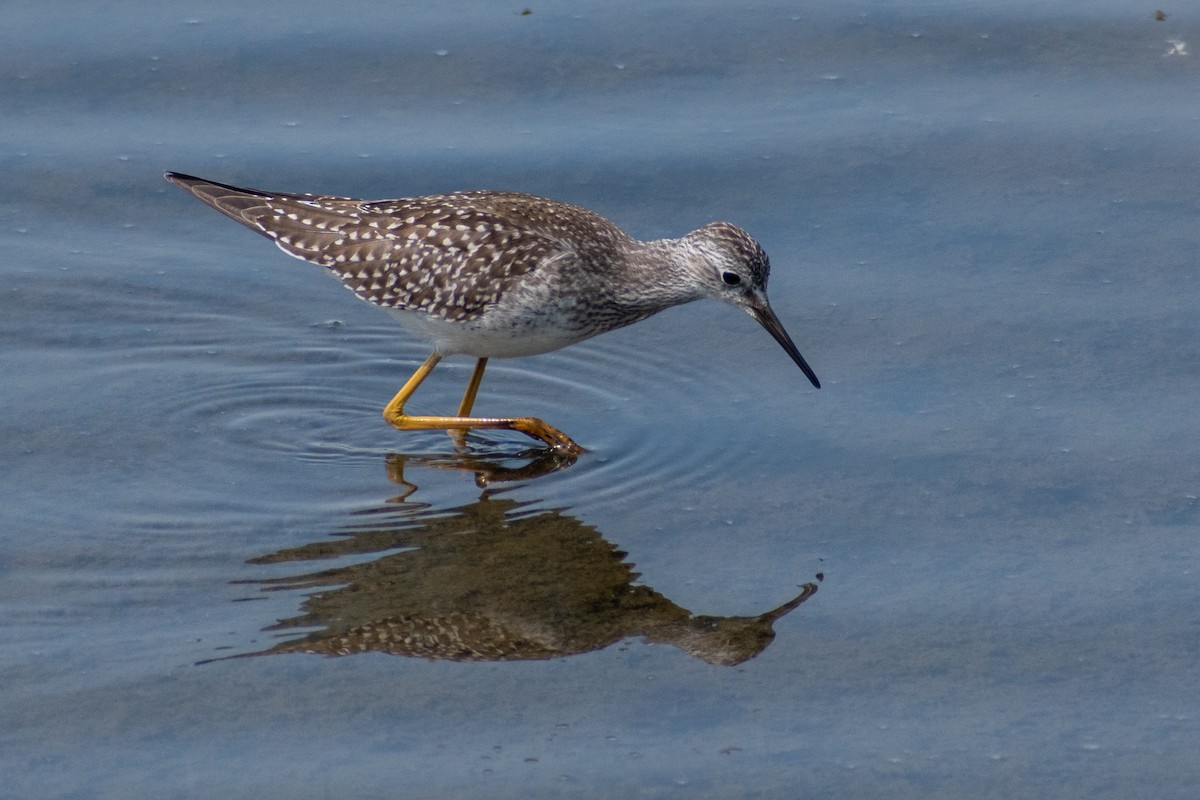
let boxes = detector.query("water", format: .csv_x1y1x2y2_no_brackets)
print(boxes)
4,1,1199,797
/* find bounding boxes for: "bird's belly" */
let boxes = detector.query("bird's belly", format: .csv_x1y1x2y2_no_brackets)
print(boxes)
384,307,593,358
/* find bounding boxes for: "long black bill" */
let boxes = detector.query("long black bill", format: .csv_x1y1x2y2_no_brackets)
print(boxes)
748,304,821,389
759,582,819,623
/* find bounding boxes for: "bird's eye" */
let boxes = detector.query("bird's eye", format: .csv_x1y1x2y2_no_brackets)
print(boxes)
721,271,742,286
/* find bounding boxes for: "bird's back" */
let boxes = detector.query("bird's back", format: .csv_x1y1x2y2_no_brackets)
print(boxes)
165,173,632,324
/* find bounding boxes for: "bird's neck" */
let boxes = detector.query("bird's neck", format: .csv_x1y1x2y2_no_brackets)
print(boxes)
610,238,707,313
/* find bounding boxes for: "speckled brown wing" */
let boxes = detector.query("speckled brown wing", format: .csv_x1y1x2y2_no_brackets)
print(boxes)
269,612,564,661
165,173,566,322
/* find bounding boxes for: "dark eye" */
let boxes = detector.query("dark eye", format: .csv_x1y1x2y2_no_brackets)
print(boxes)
721,271,742,286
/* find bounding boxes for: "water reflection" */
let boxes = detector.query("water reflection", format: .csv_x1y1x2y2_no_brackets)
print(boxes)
378,445,579,497
217,453,818,666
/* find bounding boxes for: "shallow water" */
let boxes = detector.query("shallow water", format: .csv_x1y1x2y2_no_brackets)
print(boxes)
4,1,1200,797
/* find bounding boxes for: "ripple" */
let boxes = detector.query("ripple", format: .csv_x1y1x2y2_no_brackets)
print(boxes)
126,311,773,502
152,354,420,466
166,378,379,457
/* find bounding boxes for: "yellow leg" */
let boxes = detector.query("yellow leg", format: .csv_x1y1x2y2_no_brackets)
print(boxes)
456,357,489,416
447,357,488,450
382,352,585,455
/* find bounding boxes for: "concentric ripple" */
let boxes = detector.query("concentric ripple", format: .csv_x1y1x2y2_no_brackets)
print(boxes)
137,308,780,504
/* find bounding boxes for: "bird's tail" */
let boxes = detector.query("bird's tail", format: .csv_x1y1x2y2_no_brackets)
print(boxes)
166,172,295,235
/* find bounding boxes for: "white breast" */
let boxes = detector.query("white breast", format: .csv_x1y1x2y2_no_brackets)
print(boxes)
385,307,591,358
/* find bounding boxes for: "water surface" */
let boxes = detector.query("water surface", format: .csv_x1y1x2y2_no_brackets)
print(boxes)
3,1,1199,797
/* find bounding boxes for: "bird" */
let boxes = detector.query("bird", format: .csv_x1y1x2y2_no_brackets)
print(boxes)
164,172,820,455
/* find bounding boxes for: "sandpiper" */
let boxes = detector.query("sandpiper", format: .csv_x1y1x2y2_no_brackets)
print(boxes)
165,173,819,454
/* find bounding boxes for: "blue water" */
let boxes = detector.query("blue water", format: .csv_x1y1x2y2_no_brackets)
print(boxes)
3,1,1199,797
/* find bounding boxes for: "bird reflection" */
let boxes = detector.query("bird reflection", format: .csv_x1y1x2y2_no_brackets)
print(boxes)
219,452,817,667
380,444,578,500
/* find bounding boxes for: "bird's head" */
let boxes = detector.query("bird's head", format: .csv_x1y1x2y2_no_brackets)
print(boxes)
681,222,820,388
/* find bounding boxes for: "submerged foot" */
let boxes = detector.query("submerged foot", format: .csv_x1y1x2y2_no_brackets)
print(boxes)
511,417,586,456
